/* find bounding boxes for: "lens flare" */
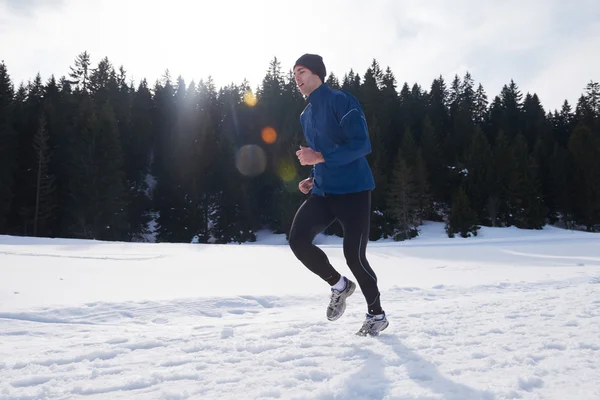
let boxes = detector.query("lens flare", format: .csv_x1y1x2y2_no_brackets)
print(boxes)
243,91,257,107
261,126,277,144
235,144,267,177
277,160,296,182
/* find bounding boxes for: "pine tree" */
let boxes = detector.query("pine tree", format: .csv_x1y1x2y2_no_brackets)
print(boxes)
474,83,489,126
359,113,393,239
401,126,418,167
0,62,15,209
341,69,361,95
221,104,266,240
32,115,57,237
446,187,479,238
568,124,600,230
359,62,388,218
396,83,412,151
62,93,128,240
152,73,180,242
426,76,450,142
326,73,341,89
88,57,118,100
90,102,128,240
533,134,555,223
491,130,519,226
11,74,45,235
460,72,476,119
414,149,431,224
447,73,476,162
448,75,461,117
553,101,573,146
420,116,445,209
381,66,402,165
386,149,419,240
547,142,573,226
49,76,81,238
126,79,154,241
61,91,94,238
88,57,137,240
511,133,530,226
499,80,523,139
463,126,493,225
360,59,383,118
0,62,18,233
194,80,221,241
210,85,255,243
522,93,548,149
488,95,504,144
522,154,547,229
68,51,91,92
409,83,427,142
250,58,288,232
584,81,600,116
512,134,547,228
151,70,176,179
576,81,600,135
155,77,197,242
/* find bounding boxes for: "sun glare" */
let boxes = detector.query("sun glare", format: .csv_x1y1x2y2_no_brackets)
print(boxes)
235,144,267,177
261,126,277,144
277,160,296,182
244,91,258,107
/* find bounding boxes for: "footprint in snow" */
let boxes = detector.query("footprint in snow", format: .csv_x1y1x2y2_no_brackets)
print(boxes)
221,327,234,339
518,376,544,391
106,338,129,345
10,375,53,388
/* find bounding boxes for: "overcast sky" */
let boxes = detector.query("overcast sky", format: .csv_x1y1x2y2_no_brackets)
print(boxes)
1,0,599,111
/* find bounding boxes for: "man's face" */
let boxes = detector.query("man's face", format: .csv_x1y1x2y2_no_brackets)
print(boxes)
293,65,321,96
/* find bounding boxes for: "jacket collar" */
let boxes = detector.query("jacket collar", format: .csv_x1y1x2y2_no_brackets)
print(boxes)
307,82,328,104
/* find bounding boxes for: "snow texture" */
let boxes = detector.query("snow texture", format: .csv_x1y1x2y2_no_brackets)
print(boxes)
1,222,599,399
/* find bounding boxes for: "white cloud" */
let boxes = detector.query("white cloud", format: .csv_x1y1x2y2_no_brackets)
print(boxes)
0,0,63,15
0,0,598,111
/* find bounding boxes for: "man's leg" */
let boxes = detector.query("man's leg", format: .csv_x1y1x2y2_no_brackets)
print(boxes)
329,190,383,315
288,194,340,285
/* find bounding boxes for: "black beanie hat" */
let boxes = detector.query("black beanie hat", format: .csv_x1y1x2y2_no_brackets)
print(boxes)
294,53,326,82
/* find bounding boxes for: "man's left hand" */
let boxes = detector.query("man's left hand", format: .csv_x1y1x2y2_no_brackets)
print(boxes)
296,145,324,166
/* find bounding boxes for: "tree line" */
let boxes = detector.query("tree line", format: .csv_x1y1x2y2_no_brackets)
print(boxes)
0,52,599,243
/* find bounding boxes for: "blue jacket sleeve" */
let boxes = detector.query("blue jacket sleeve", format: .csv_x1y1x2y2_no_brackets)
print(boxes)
320,94,372,167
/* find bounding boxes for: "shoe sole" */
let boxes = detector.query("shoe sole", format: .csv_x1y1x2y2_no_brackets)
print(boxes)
327,281,356,321
356,319,389,337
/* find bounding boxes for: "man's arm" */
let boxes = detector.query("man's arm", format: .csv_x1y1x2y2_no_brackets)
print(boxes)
319,94,372,167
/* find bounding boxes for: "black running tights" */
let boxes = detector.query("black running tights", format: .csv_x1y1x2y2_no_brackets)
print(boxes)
288,190,382,315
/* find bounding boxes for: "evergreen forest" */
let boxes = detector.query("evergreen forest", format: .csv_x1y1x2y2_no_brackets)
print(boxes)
1,52,599,243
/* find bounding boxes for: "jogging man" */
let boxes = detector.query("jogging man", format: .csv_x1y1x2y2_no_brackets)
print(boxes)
288,53,388,336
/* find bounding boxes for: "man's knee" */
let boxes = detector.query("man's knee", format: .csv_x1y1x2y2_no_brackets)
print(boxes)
343,246,361,265
344,250,376,278
288,232,308,256
344,257,363,272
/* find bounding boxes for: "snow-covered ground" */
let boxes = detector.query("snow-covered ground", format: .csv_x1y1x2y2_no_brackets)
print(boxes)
1,222,599,400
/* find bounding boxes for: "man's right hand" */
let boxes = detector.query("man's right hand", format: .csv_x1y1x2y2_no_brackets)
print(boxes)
299,177,314,194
